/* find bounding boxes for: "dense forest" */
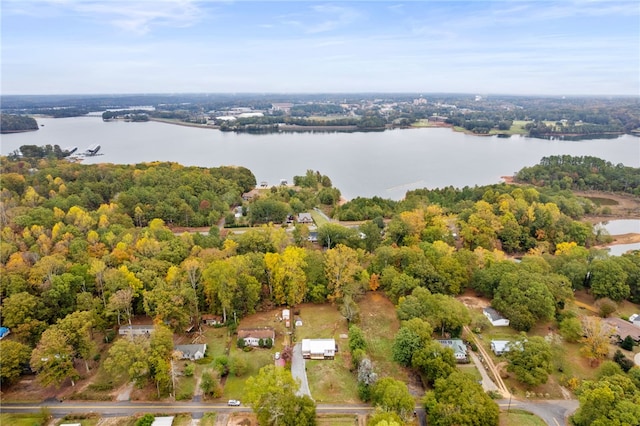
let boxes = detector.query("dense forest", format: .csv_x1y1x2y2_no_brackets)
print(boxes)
0,154,639,424
515,155,640,195
0,114,39,133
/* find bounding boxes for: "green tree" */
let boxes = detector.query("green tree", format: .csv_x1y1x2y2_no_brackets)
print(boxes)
411,341,456,386
244,364,316,426
589,259,630,301
103,336,150,387
30,326,79,387
392,318,433,366
506,335,552,387
0,340,31,386
492,271,555,331
572,374,640,426
424,371,499,426
370,377,415,421
559,316,583,343
56,310,96,373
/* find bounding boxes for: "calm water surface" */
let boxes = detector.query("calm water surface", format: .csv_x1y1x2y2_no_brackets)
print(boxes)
2,116,639,200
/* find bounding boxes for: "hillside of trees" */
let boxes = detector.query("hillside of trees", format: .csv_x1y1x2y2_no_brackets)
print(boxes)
515,155,640,195
0,114,39,133
1,155,639,423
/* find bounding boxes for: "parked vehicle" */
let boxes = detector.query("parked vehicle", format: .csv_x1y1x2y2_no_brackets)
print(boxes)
228,399,241,406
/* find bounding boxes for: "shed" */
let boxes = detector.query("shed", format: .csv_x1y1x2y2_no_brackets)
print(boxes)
301,338,336,359
629,314,640,327
295,316,303,327
483,307,510,327
201,314,223,326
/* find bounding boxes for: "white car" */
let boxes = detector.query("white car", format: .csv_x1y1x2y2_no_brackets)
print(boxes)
228,399,241,406
275,352,281,360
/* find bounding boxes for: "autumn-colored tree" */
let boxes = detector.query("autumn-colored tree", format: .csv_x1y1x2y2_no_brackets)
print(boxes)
324,244,363,301
580,316,610,366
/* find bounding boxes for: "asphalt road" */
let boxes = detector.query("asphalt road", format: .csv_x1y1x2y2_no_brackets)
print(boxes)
1,399,578,425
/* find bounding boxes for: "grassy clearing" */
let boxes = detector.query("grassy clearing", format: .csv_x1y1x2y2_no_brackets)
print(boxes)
1,413,47,426
306,354,359,403
357,292,410,380
458,364,482,382
200,412,217,426
499,409,546,426
317,414,360,425
172,413,194,426
223,345,276,399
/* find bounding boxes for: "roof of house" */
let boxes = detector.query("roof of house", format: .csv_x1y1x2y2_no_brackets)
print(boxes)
629,313,640,323
483,307,507,322
175,344,207,356
437,339,467,355
490,340,512,351
301,338,336,353
604,317,640,340
152,417,175,426
237,328,275,340
297,213,313,222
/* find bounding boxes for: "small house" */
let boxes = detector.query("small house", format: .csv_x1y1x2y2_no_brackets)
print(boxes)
490,340,512,356
629,314,640,328
483,307,510,327
295,316,303,327
301,338,336,360
238,327,275,347
175,344,207,360
0,327,10,340
437,339,468,363
297,213,313,224
119,324,154,337
201,314,223,326
604,317,640,344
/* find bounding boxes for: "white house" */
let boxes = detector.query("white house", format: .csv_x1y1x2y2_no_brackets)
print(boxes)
490,340,512,356
629,314,640,328
151,417,174,426
437,339,468,363
301,339,336,360
483,307,510,327
238,328,275,347
175,344,207,360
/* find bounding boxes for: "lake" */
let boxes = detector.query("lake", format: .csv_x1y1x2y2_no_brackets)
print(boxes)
1,116,639,200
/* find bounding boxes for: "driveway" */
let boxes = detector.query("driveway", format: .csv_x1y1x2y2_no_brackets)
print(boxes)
291,343,312,398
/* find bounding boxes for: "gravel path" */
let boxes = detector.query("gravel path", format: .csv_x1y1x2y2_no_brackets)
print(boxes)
291,343,312,398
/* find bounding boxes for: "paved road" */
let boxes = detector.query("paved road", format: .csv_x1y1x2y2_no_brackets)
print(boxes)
291,343,312,398
498,399,579,426
1,399,577,426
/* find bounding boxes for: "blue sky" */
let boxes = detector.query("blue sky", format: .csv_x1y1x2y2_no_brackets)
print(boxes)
2,0,638,95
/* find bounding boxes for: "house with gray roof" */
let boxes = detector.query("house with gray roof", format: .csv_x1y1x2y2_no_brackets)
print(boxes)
483,307,510,327
175,344,207,360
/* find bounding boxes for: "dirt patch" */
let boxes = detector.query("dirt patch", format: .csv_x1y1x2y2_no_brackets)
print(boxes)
457,290,492,310
575,191,640,219
226,413,257,426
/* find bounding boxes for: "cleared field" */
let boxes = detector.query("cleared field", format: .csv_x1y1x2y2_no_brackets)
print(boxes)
358,292,410,380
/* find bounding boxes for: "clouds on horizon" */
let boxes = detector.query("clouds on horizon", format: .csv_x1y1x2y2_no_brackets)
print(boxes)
2,0,638,95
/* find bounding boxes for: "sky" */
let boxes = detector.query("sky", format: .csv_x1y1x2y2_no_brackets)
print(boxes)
1,0,639,96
